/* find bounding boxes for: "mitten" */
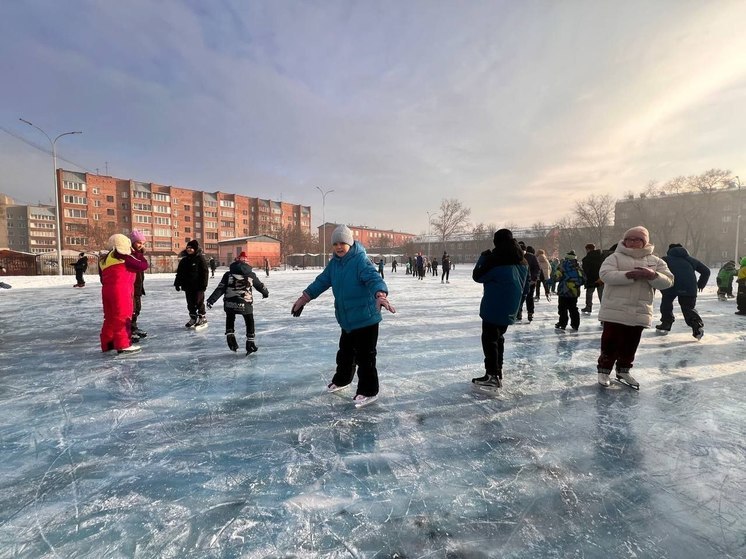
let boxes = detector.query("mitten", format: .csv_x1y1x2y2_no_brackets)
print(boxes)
261,288,269,299
175,285,181,291
206,302,213,309
375,292,396,313
291,291,311,317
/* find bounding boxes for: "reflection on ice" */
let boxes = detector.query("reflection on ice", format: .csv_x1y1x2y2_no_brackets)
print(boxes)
0,268,744,556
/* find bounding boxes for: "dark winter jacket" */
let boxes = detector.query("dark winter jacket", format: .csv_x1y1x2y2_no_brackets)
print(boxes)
442,255,451,272
174,247,209,292
72,256,88,273
555,256,585,298
662,246,710,296
132,247,146,297
581,249,603,285
304,242,388,333
473,244,528,326
207,261,268,315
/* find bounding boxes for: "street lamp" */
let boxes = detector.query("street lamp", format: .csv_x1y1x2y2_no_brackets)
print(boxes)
735,176,741,264
316,186,335,263
426,210,434,259
20,118,82,275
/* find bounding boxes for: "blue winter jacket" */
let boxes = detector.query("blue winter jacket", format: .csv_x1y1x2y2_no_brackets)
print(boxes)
305,242,388,333
662,246,710,296
473,252,528,326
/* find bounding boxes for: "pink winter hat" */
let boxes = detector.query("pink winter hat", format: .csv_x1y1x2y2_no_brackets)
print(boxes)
130,230,146,243
623,226,649,245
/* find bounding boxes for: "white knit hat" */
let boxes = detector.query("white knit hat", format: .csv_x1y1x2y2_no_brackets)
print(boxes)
623,226,650,245
331,225,354,246
109,233,132,254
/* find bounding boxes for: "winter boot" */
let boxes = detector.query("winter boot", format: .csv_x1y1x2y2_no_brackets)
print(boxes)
616,368,639,389
527,313,534,322
246,336,258,354
655,322,672,333
597,368,611,387
185,315,198,328
226,332,238,351
693,325,704,340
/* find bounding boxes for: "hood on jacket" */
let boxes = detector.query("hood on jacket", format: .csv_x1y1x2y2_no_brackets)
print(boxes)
667,246,690,258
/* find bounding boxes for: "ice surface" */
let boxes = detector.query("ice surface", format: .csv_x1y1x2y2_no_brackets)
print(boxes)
0,266,744,558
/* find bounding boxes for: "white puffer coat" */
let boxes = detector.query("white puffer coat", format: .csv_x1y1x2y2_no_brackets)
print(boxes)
597,243,673,327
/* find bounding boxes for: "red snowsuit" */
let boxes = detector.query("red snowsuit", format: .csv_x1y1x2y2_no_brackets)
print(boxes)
99,250,149,351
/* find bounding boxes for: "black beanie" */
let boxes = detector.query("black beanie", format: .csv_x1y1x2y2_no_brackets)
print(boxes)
493,229,513,245
186,240,199,250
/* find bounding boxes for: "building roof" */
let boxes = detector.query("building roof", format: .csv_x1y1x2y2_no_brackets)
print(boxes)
217,235,280,244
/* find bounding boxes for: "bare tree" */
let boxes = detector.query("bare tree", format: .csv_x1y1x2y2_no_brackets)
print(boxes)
573,194,615,249
431,199,471,247
84,222,117,251
471,222,492,242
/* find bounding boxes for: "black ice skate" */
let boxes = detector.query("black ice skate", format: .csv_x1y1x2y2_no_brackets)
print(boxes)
226,332,238,352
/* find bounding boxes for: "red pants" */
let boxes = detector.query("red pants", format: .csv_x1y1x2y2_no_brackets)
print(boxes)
597,321,644,371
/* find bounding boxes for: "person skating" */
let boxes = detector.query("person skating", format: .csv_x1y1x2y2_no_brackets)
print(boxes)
736,258,746,315
441,252,451,283
554,250,584,331
99,234,149,354
209,257,217,278
71,252,88,287
595,226,673,389
471,229,528,392
656,243,710,339
207,251,269,354
290,224,396,408
535,249,551,300
174,239,210,329
432,257,438,277
516,242,540,321
129,230,148,342
581,243,604,313
717,260,737,301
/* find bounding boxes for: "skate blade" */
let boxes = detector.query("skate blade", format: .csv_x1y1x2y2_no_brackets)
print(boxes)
655,330,669,336
354,395,378,408
193,324,208,332
613,379,640,390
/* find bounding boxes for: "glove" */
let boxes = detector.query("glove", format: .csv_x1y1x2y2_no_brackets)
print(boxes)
206,302,213,309
175,285,181,291
261,289,269,299
376,292,396,314
291,291,311,317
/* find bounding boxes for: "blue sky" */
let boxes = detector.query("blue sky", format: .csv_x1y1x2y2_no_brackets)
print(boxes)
1,0,745,234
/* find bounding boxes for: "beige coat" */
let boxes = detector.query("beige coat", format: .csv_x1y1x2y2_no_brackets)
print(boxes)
597,243,673,327
536,252,551,280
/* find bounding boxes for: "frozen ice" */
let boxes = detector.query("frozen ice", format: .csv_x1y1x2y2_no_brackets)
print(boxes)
0,266,744,557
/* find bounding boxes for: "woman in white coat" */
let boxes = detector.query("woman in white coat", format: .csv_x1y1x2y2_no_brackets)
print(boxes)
596,226,673,388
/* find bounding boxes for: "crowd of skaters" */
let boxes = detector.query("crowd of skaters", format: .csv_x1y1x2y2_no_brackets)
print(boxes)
84,221,746,403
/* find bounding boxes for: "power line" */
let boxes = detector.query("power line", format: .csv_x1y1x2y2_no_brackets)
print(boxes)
0,124,93,172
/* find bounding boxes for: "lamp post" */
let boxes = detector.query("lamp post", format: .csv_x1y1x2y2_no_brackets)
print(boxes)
426,210,434,259
20,118,82,275
316,186,335,263
735,176,742,263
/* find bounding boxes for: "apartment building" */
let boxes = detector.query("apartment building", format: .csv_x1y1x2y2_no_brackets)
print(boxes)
57,169,311,255
5,202,57,254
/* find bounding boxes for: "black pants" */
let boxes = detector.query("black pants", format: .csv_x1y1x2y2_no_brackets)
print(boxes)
659,292,702,329
584,284,604,310
331,323,379,397
441,269,450,282
557,296,580,329
132,294,142,327
519,285,535,316
481,321,508,378
226,312,255,339
75,270,85,286
185,290,206,317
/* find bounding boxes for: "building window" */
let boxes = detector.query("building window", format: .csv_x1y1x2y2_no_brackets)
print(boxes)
63,195,87,204
64,208,88,218
107,209,115,216
106,195,115,202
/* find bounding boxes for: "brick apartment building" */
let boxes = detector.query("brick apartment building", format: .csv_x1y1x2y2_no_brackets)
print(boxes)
56,169,311,256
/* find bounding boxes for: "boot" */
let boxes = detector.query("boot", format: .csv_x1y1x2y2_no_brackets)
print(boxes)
655,322,672,332
185,315,198,328
246,337,258,354
597,368,611,387
226,332,238,351
616,368,639,388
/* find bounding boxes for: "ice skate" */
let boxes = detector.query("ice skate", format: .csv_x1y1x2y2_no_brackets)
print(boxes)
615,370,639,390
193,316,208,331
655,323,671,335
117,345,142,355
353,393,379,408
226,332,238,352
327,382,348,393
132,327,147,338
476,375,501,393
246,337,258,354
185,316,197,328
693,326,704,341
581,307,592,314
597,371,611,387
554,323,566,332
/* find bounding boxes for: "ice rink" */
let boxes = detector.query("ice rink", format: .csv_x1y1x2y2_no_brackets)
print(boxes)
0,264,744,558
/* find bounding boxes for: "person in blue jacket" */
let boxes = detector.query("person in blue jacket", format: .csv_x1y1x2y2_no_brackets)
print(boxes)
656,243,710,339
471,229,528,391
291,224,396,407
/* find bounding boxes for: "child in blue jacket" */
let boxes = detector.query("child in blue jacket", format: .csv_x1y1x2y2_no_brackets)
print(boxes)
291,225,396,407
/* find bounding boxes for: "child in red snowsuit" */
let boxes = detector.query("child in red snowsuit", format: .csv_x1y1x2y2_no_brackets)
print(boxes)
99,234,149,353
